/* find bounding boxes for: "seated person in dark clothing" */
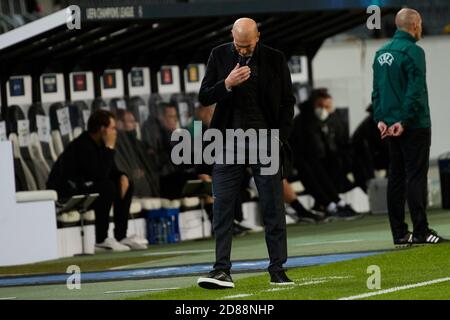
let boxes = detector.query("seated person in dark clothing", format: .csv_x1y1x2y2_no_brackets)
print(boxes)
282,178,327,223
141,114,163,168
158,103,199,199
47,110,146,252
351,104,389,192
305,89,353,192
290,89,361,220
115,110,160,198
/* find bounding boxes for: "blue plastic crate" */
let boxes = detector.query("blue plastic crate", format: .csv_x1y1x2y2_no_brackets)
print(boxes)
144,207,180,244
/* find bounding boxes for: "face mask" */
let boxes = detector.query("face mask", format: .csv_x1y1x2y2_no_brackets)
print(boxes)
315,108,329,121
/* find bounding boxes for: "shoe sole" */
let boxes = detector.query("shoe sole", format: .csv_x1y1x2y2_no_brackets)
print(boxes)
412,241,449,246
197,277,235,289
394,243,413,248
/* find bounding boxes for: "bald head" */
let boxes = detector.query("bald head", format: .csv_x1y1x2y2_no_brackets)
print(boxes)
231,18,260,57
395,8,422,40
232,18,259,38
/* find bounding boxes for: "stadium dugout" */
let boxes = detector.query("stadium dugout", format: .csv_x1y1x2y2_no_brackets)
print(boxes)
0,0,403,267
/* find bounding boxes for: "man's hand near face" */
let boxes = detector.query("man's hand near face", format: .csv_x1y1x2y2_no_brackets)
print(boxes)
102,126,117,149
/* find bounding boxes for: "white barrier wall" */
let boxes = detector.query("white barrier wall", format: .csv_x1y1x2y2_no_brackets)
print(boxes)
0,142,58,266
313,35,450,159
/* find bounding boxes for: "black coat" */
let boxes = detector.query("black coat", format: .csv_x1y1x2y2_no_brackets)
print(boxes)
198,42,296,177
291,101,350,170
47,132,124,198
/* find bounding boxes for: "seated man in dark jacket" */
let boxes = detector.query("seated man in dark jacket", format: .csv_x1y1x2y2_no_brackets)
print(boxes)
290,89,361,220
115,109,160,198
47,110,145,252
157,103,200,199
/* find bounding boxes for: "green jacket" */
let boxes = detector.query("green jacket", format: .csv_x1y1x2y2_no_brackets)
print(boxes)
371,30,431,129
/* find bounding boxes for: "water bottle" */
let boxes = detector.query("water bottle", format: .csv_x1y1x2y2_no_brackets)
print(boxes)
157,219,163,244
166,218,173,243
162,219,168,244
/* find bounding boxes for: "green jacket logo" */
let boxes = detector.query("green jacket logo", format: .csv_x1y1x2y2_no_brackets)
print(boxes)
378,53,394,66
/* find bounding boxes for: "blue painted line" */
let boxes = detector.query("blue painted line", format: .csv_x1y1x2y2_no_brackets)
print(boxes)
0,251,384,287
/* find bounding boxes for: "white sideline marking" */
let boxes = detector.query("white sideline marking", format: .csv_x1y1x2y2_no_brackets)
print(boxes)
222,294,254,299
296,280,328,286
263,280,328,292
338,277,450,300
0,297,16,300
265,287,292,292
294,239,362,246
295,276,352,281
104,287,180,294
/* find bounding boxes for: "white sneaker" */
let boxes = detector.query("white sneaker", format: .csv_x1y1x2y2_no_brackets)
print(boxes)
95,237,131,252
127,234,149,246
120,236,148,250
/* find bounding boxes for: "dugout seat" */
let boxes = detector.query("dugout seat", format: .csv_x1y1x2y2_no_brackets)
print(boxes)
91,97,109,112
49,102,73,156
28,102,58,169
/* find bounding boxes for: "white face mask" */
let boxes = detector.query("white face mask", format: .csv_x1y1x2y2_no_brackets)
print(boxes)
315,108,329,121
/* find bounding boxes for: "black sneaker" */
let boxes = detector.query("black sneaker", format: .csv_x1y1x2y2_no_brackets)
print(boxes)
197,270,235,289
269,270,294,285
329,206,364,221
394,231,413,246
297,209,328,224
413,229,449,244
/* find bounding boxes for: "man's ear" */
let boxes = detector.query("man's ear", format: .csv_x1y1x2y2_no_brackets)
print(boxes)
413,19,420,31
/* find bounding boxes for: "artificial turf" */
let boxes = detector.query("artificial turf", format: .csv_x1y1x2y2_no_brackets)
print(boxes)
133,243,450,300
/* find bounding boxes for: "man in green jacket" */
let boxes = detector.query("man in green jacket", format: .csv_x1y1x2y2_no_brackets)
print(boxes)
372,8,447,245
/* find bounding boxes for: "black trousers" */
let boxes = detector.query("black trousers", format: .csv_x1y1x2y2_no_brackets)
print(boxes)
212,163,286,273
387,128,431,239
88,179,134,243
293,157,340,207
